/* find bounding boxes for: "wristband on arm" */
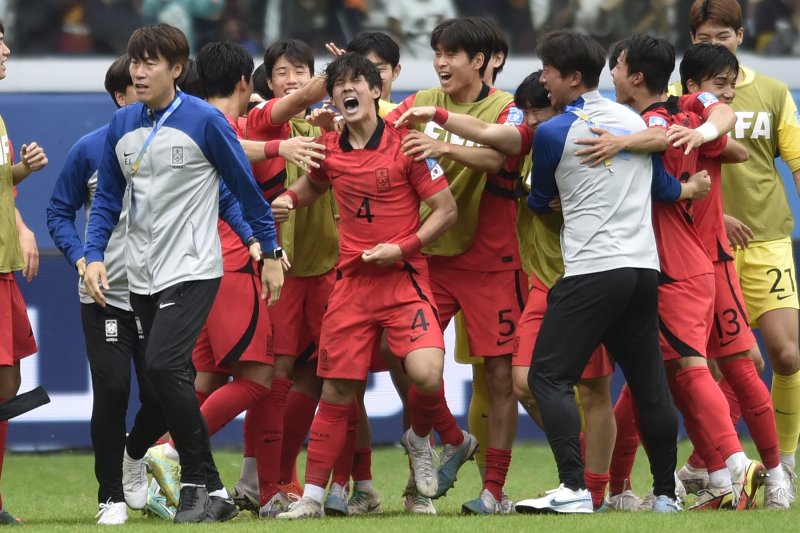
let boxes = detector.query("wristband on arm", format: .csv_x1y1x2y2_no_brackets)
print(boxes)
283,189,299,208
399,235,422,258
264,140,281,159
695,122,719,143
433,107,449,125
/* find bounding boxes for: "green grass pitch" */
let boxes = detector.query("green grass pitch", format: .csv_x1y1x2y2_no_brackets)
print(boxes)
2,439,798,531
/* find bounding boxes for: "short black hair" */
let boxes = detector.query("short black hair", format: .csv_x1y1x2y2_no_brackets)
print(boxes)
252,63,272,100
430,17,492,77
263,39,314,79
104,55,133,108
128,23,189,72
196,41,254,99
325,53,383,113
608,38,630,72
473,17,508,83
177,59,205,99
537,31,606,89
347,32,400,69
619,35,675,95
679,42,739,94
514,70,551,110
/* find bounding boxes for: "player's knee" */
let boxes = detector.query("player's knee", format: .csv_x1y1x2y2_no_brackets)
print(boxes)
769,343,800,375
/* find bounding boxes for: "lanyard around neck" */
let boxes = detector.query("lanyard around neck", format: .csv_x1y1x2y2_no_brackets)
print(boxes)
131,93,185,175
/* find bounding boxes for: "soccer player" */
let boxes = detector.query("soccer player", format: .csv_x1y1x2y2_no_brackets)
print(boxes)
384,17,524,513
46,55,143,525
669,42,790,509
0,20,49,525
584,34,765,511
273,52,458,520
682,0,800,500
233,39,334,519
505,30,679,514
83,23,283,523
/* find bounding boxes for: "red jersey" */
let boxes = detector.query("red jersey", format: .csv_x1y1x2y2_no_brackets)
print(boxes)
245,98,292,202
643,94,722,281
385,88,524,272
308,119,448,276
678,93,732,262
221,114,254,272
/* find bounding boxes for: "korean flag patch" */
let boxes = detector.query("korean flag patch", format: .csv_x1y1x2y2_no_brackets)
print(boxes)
426,158,444,180
505,106,524,126
698,92,719,108
648,115,668,129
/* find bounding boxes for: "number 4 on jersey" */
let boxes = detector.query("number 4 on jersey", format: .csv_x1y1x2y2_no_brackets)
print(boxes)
356,197,374,223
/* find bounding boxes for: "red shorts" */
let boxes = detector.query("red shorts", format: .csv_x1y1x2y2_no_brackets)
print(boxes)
193,270,273,374
429,264,527,358
707,260,756,358
515,273,613,379
270,270,336,357
0,273,37,365
317,267,444,381
658,273,714,361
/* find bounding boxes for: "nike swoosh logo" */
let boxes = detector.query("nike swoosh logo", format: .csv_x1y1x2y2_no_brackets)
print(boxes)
159,302,176,309
410,335,425,342
550,498,590,507
496,337,515,347
124,151,136,157
719,338,736,347
777,294,794,300
776,409,796,415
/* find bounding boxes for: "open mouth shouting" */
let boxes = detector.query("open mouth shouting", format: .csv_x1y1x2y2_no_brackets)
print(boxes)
342,95,360,114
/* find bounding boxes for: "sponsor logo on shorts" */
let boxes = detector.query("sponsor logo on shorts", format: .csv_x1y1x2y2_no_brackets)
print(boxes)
171,146,185,169
105,319,118,343
375,168,390,193
319,348,329,371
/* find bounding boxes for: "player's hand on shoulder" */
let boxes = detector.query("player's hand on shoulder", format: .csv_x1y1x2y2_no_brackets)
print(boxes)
666,124,703,155
723,214,754,250
574,127,623,166
402,130,446,161
362,243,403,267
279,135,326,171
83,261,109,307
20,142,48,172
394,106,436,128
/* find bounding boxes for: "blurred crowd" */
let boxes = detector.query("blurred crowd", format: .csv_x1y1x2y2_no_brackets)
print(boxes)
3,0,800,57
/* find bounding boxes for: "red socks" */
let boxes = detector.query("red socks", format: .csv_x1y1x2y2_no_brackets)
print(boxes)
331,401,360,487
720,357,780,469
352,446,372,483
609,386,640,495
669,366,740,468
585,470,610,509
484,448,511,501
199,377,270,437
410,384,464,446
305,401,351,488
253,377,290,505
279,390,318,484
718,378,742,426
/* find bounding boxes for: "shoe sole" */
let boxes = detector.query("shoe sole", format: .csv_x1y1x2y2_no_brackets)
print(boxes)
434,437,479,499
203,507,239,523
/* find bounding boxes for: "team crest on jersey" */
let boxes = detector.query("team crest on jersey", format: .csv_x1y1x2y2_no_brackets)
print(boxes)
105,319,118,343
425,158,444,180
319,348,328,371
698,92,719,108
505,106,524,126
171,146,185,168
375,168,390,192
135,316,144,340
648,116,668,129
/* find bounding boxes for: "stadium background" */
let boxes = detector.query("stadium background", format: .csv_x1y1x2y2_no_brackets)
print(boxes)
3,0,800,450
